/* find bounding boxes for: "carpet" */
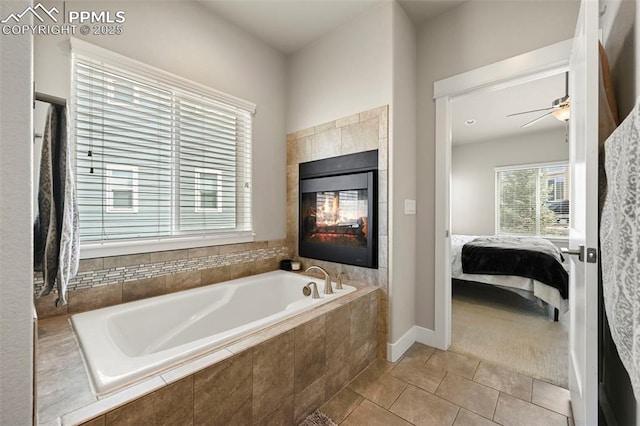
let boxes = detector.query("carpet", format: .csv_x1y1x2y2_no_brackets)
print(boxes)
451,280,569,388
299,410,337,426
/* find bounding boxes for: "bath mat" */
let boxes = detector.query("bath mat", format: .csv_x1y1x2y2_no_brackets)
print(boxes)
298,410,337,426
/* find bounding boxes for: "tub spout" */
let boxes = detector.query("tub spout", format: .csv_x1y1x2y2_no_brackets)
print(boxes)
303,282,320,299
305,265,333,295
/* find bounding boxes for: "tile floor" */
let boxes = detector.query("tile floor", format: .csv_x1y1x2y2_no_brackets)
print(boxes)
320,343,573,426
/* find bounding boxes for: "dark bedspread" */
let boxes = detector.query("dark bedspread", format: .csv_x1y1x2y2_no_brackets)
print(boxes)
462,236,569,299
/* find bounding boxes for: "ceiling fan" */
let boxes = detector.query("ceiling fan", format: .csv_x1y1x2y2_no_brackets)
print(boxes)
507,73,570,128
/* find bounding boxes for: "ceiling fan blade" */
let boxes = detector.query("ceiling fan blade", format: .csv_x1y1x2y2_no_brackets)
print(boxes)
507,106,558,117
521,110,556,128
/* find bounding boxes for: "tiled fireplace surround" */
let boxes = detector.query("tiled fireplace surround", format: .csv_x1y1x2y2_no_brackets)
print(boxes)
35,106,388,425
286,105,389,359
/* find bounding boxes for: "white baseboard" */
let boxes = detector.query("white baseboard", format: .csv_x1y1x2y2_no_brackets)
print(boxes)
386,326,441,362
387,327,415,362
414,326,439,348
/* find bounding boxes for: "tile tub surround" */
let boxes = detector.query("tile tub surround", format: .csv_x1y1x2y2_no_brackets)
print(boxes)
287,106,389,360
36,280,379,425
34,239,289,319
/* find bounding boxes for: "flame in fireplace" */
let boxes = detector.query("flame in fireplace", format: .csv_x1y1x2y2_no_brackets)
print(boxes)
315,193,352,227
307,191,368,240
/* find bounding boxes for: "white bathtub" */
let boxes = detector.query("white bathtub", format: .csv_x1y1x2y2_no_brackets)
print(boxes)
71,270,356,395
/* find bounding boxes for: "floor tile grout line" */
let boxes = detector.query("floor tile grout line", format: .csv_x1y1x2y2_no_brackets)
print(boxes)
357,394,417,426
530,377,534,403
432,370,447,395
452,353,567,393
491,391,502,422
338,398,365,425
467,372,534,403
432,372,497,423
498,391,571,422
450,406,462,426
337,393,363,424
528,399,572,419
477,379,570,418
385,397,418,426
386,379,409,412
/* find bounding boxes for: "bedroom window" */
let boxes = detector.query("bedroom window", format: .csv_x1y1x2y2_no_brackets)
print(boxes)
496,162,570,238
72,39,255,256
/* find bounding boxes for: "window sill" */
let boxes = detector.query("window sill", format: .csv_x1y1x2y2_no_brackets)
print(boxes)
79,232,255,259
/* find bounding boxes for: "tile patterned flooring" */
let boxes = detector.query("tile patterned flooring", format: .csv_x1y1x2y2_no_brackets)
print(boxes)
321,343,572,426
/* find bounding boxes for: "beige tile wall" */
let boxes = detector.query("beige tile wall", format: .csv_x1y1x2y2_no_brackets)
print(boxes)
76,290,379,425
34,240,289,320
286,105,389,359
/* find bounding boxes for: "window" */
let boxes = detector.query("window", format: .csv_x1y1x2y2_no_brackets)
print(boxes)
71,39,254,253
547,177,565,202
105,164,138,213
496,162,570,237
194,168,222,212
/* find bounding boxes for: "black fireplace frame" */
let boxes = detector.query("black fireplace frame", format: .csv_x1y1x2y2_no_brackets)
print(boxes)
298,150,378,269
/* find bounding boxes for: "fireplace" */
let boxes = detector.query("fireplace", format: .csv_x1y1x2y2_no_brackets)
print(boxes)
299,150,377,268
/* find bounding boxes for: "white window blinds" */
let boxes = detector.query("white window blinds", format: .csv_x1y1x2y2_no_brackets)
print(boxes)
495,163,570,238
72,41,253,247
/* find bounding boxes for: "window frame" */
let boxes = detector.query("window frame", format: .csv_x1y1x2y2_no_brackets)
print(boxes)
194,168,223,213
71,38,256,259
494,160,570,239
546,176,565,202
105,164,139,213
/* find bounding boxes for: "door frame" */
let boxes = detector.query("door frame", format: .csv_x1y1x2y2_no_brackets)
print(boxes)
432,39,573,349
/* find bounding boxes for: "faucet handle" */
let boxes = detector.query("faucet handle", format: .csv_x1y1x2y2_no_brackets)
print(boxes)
336,272,346,290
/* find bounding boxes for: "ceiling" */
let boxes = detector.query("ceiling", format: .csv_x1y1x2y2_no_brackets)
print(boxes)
198,0,467,55
397,0,467,25
452,73,567,145
196,0,564,143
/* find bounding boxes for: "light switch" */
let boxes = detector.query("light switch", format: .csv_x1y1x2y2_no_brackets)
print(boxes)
404,199,416,215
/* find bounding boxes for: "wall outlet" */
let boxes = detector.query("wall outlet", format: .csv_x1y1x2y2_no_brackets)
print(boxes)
404,199,416,215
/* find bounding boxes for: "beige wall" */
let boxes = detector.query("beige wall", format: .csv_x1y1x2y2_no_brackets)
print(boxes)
415,0,580,330
451,128,569,236
389,2,417,343
0,1,34,423
34,0,287,242
286,1,419,346
286,2,393,133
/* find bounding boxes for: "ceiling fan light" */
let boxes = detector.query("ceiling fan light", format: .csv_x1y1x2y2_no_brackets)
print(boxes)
552,105,570,122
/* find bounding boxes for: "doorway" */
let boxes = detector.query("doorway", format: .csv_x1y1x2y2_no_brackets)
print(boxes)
447,73,571,386
432,39,573,353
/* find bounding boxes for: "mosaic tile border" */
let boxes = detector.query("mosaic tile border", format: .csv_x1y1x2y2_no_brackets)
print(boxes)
34,242,288,295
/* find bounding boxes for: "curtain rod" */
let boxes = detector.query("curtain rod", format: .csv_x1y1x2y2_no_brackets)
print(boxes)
35,91,66,107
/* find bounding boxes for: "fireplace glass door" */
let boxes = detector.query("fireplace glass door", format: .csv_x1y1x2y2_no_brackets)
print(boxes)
301,188,369,247
299,171,376,268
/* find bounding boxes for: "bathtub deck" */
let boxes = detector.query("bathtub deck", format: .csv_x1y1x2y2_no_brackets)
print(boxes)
36,279,378,425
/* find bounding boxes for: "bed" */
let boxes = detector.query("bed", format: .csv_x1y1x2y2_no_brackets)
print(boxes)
451,235,569,320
